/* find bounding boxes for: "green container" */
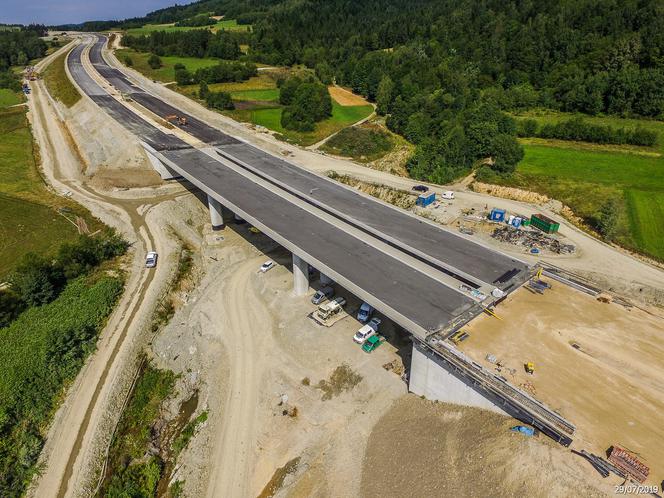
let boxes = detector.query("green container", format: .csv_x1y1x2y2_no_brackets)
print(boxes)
530,214,559,234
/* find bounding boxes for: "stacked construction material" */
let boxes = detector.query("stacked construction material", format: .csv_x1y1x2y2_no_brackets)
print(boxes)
608,446,650,483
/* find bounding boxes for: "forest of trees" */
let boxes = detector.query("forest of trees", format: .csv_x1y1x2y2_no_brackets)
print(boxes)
0,28,48,90
57,0,664,181
123,29,247,59
278,75,332,131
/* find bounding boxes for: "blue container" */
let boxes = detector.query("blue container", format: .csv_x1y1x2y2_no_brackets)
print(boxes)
490,208,506,222
416,192,436,207
511,217,522,228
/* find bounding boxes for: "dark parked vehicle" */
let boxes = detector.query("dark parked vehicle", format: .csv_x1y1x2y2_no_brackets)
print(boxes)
412,185,429,192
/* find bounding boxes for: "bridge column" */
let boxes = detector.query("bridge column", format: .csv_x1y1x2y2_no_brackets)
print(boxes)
320,273,334,286
207,194,224,231
292,254,309,296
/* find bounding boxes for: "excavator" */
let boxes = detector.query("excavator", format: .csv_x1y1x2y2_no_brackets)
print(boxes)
165,114,188,126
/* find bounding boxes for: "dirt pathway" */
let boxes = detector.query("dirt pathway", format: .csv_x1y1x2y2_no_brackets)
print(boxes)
205,256,270,497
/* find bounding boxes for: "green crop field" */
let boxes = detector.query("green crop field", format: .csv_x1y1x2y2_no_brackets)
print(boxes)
0,106,95,278
116,48,220,82
0,89,22,108
498,143,664,260
43,49,81,107
125,19,249,36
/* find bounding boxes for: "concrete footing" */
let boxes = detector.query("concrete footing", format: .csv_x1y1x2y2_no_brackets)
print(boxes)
292,254,309,296
207,195,224,231
409,342,507,415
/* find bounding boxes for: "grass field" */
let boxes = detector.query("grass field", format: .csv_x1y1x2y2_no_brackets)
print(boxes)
499,143,664,260
229,88,280,101
125,19,249,36
0,89,23,108
116,48,220,82
43,49,81,107
0,106,96,278
625,189,664,260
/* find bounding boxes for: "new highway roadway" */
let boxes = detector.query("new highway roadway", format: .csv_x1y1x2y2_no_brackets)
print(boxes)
68,35,530,340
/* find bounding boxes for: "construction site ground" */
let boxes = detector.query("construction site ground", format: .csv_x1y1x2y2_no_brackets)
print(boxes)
456,277,664,485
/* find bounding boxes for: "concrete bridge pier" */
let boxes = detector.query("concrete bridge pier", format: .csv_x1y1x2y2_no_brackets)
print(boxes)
320,273,334,285
207,195,224,231
292,254,309,296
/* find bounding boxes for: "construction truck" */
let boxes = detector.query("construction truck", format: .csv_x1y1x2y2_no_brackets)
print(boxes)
165,114,188,126
525,362,535,374
316,296,346,321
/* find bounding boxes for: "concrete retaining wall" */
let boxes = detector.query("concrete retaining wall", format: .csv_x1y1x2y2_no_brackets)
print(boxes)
409,341,508,415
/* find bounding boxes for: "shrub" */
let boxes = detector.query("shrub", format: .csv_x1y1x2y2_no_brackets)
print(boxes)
205,91,234,110
123,55,133,67
147,54,162,69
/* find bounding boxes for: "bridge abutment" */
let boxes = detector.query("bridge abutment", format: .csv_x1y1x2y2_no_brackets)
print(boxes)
409,341,508,415
207,195,224,231
292,254,309,296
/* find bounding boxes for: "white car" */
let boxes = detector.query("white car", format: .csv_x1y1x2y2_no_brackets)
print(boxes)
354,324,377,344
145,251,158,268
259,260,275,273
441,190,455,200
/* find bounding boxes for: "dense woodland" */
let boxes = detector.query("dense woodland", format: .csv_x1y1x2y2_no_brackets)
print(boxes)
123,29,248,59
68,0,664,182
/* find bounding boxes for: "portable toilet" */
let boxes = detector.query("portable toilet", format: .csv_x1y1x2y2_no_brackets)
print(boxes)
511,216,522,228
416,191,436,207
508,215,515,225
490,208,506,222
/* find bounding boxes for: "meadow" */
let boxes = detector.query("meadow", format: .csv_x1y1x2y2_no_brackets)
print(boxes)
0,88,22,107
124,19,249,36
0,106,91,278
116,48,221,82
503,142,664,260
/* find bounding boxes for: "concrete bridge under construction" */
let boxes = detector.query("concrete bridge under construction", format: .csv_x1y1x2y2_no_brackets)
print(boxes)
66,34,575,446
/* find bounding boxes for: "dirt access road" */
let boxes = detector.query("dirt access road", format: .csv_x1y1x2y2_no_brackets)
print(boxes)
25,41,186,498
205,256,269,497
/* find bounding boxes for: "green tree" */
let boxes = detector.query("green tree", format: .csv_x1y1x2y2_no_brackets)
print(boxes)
175,68,192,86
147,54,162,70
199,80,209,99
376,76,394,115
597,199,620,240
123,55,133,67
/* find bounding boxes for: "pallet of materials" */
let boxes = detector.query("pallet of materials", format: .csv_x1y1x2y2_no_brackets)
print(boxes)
607,446,649,483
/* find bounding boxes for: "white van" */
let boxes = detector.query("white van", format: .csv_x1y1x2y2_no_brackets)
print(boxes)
441,191,455,200
353,324,377,344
